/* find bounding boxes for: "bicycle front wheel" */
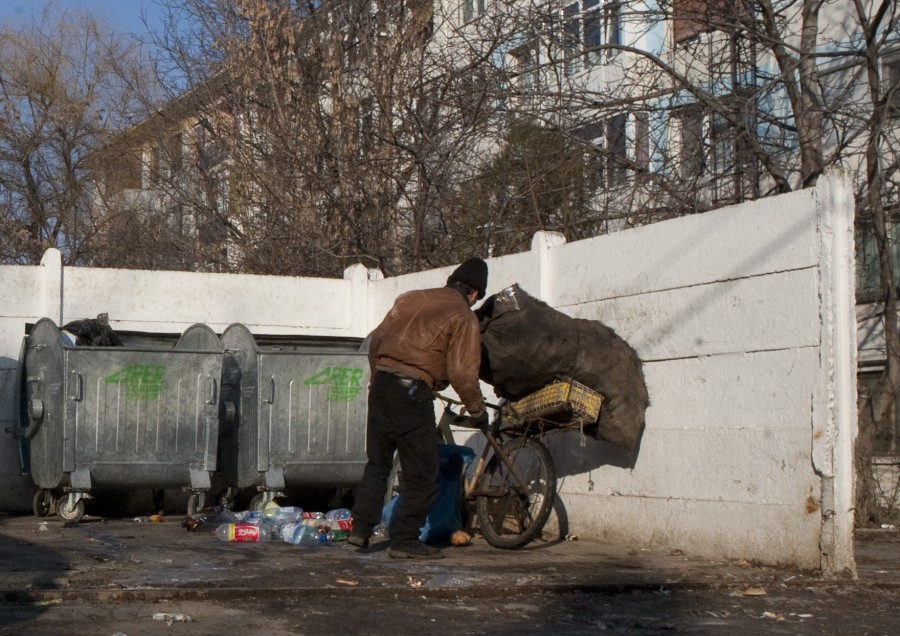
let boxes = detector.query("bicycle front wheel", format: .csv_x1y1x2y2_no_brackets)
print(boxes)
475,436,556,549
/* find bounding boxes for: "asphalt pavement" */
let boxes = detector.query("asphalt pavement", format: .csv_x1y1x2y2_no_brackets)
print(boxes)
1,512,898,635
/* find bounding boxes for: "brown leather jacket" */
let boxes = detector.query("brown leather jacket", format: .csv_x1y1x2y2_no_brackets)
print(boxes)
368,286,486,416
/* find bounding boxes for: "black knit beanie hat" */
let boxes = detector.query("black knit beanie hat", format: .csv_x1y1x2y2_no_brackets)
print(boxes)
447,257,488,300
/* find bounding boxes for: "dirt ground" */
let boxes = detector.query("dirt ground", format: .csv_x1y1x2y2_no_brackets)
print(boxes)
1,513,899,636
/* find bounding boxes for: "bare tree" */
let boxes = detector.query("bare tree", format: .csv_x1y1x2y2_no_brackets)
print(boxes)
0,4,157,265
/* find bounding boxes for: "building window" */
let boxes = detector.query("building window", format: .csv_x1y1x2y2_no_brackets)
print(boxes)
574,113,631,189
195,119,225,172
563,3,582,76
459,67,489,126
509,41,539,98
676,103,705,180
166,131,183,176
856,218,900,302
883,50,900,118
634,111,650,170
462,0,485,24
606,113,627,186
145,144,161,188
561,1,622,74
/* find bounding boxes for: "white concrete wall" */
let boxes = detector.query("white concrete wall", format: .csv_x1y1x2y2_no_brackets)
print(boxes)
0,172,856,574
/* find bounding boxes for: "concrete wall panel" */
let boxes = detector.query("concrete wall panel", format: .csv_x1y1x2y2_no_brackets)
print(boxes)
551,190,818,306
563,269,820,360
0,174,856,574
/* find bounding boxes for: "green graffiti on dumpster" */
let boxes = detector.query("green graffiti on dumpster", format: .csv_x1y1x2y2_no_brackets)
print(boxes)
304,366,364,402
105,364,166,401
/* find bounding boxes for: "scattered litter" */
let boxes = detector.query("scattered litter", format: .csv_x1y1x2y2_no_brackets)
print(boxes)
132,517,143,523
30,599,62,607
150,515,164,523
761,611,784,620
335,578,358,586
152,613,192,625
669,548,684,556
742,587,767,596
406,576,423,588
564,534,578,541
38,523,48,533
880,524,896,530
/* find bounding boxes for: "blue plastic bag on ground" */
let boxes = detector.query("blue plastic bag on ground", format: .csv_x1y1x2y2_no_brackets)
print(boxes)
382,444,476,544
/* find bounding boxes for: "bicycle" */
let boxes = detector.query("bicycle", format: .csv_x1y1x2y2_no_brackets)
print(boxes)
435,379,604,549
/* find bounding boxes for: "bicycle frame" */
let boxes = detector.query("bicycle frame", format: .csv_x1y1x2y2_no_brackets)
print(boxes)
435,399,537,503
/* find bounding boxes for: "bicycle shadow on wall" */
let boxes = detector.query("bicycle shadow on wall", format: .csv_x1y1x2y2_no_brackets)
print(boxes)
540,429,643,544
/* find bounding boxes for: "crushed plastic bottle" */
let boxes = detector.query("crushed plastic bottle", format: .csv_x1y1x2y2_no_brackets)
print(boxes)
182,506,238,532
372,523,389,540
299,517,327,527
325,508,352,521
215,523,271,542
272,506,304,524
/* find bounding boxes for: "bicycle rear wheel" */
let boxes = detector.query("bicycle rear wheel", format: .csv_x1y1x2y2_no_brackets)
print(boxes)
475,436,556,549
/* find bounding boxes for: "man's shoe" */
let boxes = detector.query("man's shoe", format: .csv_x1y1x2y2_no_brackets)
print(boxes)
348,530,370,549
389,541,444,560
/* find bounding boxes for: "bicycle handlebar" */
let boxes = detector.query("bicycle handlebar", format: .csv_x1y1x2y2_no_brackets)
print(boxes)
433,392,500,411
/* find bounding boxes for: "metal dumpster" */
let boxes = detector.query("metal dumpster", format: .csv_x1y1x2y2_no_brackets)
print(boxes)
219,324,369,508
19,318,228,521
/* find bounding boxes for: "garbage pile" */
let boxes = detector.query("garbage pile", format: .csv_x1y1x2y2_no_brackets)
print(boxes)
476,284,649,457
182,501,382,545
62,312,124,347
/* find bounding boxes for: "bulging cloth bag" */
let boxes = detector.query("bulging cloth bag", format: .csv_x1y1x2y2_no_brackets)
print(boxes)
382,444,476,544
476,284,649,457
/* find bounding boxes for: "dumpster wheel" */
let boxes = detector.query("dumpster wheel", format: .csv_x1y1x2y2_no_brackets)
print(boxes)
58,497,85,523
32,489,54,517
186,492,206,517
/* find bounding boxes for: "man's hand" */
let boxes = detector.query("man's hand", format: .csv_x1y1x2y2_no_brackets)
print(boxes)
470,410,490,433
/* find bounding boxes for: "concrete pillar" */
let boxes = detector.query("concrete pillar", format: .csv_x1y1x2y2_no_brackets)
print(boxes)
40,248,64,324
531,231,566,303
812,168,858,578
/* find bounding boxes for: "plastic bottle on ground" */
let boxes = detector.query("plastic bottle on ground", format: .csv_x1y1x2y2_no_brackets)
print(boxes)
282,522,323,546
327,528,350,542
372,523,389,540
181,506,238,531
273,506,304,524
215,523,271,542
263,500,282,519
325,508,352,521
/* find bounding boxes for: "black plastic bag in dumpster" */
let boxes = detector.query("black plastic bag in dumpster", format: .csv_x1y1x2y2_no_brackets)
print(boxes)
476,284,648,456
62,312,124,347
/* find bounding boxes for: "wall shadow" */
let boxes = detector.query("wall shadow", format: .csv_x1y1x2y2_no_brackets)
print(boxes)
0,515,69,628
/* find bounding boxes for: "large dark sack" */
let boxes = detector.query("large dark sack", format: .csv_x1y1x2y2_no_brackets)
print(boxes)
62,312,124,347
476,284,648,456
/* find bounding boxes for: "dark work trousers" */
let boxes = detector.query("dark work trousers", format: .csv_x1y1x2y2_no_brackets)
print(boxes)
352,371,439,545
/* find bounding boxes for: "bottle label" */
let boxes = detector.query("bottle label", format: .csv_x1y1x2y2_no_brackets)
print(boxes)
232,524,261,542
328,529,351,541
331,519,353,531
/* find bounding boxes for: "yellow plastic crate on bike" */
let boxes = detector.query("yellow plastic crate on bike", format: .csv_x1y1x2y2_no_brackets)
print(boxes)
502,379,603,428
